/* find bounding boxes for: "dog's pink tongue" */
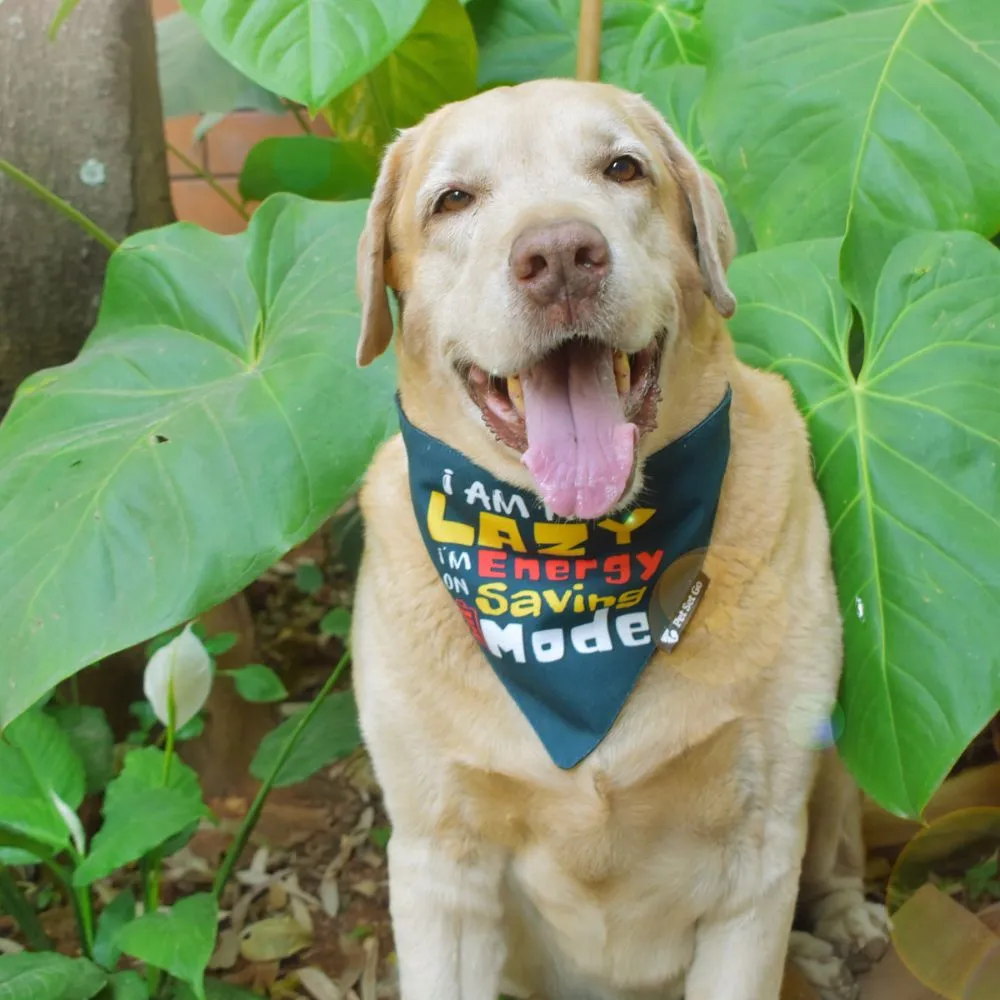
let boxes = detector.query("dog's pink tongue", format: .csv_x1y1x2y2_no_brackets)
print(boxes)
521,342,637,520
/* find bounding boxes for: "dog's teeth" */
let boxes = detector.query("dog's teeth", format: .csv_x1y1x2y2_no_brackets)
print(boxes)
508,374,524,414
613,350,631,396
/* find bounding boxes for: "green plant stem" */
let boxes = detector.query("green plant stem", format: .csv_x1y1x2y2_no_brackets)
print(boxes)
163,701,176,783
0,158,119,252
74,885,95,957
212,648,351,900
142,698,178,997
65,849,96,959
289,104,313,135
143,858,163,997
165,141,250,221
0,866,51,951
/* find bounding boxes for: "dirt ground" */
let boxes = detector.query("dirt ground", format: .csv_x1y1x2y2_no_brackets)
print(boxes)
2,513,999,1000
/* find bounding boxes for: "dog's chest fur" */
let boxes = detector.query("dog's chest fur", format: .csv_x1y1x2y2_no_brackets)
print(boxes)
472,707,769,994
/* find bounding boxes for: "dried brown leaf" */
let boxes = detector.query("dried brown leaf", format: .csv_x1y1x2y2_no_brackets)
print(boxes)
298,967,343,1000
209,928,242,971
291,897,313,934
231,882,270,934
240,914,313,962
268,882,289,911
355,808,375,836
352,880,379,899
319,868,340,918
250,846,270,875
361,936,379,1000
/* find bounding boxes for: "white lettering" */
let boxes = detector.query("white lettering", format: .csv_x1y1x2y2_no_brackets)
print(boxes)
482,620,526,663
463,480,491,510
442,573,469,595
492,489,531,519
616,612,651,647
448,550,472,571
532,628,565,663
570,608,613,655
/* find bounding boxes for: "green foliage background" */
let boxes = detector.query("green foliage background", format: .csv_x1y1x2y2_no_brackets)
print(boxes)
2,0,999,822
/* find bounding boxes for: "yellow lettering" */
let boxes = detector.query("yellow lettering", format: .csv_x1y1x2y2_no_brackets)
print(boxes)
533,522,588,555
588,593,616,611
618,587,648,609
478,512,526,552
475,582,509,615
598,508,655,545
427,491,474,545
510,590,543,618
541,589,573,613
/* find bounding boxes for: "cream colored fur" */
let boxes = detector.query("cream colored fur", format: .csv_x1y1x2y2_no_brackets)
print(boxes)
350,80,887,1000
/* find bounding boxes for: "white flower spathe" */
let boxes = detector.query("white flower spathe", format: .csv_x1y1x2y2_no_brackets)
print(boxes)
143,624,213,730
51,790,86,855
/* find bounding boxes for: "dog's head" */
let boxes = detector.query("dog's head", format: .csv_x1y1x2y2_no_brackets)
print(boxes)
356,79,735,521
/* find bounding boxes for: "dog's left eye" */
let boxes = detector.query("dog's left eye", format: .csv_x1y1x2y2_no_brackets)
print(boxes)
604,156,644,183
435,189,474,214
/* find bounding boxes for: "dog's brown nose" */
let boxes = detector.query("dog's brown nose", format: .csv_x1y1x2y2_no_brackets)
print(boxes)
510,220,610,308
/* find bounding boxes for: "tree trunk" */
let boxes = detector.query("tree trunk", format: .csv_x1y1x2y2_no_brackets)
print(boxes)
0,0,173,410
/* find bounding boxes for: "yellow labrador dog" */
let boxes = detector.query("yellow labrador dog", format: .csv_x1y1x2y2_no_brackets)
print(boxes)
351,80,888,1000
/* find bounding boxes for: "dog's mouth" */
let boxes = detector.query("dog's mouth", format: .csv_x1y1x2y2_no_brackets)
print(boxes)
459,332,665,520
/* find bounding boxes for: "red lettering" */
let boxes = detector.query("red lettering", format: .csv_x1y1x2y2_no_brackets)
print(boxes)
479,550,507,578
454,599,484,645
574,558,598,580
546,559,571,581
513,557,540,581
604,553,630,585
637,550,664,581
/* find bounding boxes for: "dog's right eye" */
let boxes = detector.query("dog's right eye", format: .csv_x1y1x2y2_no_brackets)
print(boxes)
434,189,474,214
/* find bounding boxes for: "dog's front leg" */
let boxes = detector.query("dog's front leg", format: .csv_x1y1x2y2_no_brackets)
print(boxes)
685,813,805,1000
388,836,507,1000
685,864,800,1000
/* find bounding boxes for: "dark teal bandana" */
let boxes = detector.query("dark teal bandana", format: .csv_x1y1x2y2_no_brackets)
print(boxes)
397,388,732,768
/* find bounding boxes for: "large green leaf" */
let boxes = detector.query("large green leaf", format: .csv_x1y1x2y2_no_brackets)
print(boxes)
0,953,106,1000
701,0,1000,322
470,0,705,89
0,195,397,728
157,11,285,120
728,233,1000,816
327,0,478,151
102,971,148,1000
179,0,430,113
93,888,137,972
74,748,209,886
0,710,86,850
117,894,218,1000
239,137,377,203
250,690,360,787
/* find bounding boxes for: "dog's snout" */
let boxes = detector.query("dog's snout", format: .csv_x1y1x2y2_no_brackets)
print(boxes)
510,220,610,308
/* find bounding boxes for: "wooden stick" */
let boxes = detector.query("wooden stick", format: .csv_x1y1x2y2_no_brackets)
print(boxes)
576,0,604,81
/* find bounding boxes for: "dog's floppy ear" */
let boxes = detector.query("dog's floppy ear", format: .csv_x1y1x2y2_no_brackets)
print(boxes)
356,132,413,367
635,100,737,319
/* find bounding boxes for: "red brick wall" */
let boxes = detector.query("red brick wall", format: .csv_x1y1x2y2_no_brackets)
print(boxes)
153,0,329,234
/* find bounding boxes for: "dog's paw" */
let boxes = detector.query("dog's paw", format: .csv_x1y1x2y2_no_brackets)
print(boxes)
812,894,890,974
788,931,858,1000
